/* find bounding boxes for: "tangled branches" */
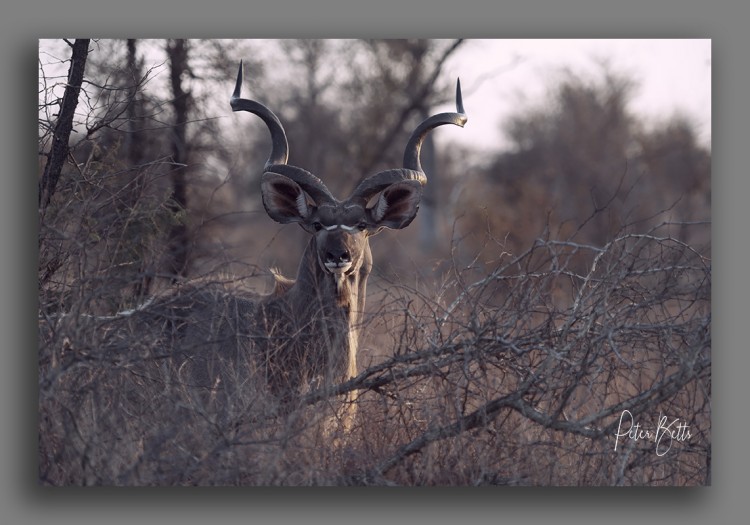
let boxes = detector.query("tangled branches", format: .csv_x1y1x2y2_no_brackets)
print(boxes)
330,222,710,485
38,221,710,485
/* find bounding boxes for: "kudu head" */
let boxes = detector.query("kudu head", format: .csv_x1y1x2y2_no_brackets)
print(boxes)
230,61,467,288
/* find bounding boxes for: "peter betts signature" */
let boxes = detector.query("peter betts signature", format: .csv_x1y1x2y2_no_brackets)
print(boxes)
614,410,692,456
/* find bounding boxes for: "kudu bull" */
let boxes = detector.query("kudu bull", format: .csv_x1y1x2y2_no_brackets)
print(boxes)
133,62,466,423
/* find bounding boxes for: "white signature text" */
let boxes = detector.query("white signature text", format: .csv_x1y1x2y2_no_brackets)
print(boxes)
614,410,692,456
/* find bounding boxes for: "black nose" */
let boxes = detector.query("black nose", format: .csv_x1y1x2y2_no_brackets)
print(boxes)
325,249,351,265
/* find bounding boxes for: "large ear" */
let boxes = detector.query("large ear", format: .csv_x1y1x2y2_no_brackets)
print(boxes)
261,172,312,224
368,180,423,230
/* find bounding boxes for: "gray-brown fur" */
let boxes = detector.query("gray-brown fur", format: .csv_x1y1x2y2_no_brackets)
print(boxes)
130,235,368,405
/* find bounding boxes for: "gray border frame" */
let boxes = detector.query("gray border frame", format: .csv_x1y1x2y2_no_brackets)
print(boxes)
6,0,745,523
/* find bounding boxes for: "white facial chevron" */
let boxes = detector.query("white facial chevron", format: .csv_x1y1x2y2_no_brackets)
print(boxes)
322,224,357,231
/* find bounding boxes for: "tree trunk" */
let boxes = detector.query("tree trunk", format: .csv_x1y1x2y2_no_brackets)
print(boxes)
165,39,191,280
39,38,90,210
125,39,144,167
124,39,153,298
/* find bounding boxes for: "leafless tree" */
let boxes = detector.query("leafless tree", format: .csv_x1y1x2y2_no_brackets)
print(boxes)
39,38,90,210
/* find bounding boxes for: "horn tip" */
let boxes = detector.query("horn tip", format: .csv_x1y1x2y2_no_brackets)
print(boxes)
231,61,244,102
455,78,465,117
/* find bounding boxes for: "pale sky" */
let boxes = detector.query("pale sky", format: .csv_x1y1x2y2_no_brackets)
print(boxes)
38,39,712,157
440,39,712,154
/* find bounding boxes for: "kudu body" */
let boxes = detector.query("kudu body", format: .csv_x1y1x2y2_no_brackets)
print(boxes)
135,63,466,416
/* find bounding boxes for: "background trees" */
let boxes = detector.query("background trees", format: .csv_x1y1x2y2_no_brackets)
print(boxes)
37,39,710,485
453,69,710,266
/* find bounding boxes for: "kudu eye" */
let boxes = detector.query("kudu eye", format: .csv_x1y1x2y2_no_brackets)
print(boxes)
312,222,323,232
357,221,368,231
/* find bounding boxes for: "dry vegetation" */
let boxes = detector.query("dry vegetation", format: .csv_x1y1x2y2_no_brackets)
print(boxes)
38,39,710,486
38,167,710,484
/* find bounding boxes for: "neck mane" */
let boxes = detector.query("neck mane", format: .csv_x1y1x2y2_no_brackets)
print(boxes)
282,236,372,385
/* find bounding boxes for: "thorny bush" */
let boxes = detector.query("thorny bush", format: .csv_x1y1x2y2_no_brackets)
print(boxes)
38,172,710,485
